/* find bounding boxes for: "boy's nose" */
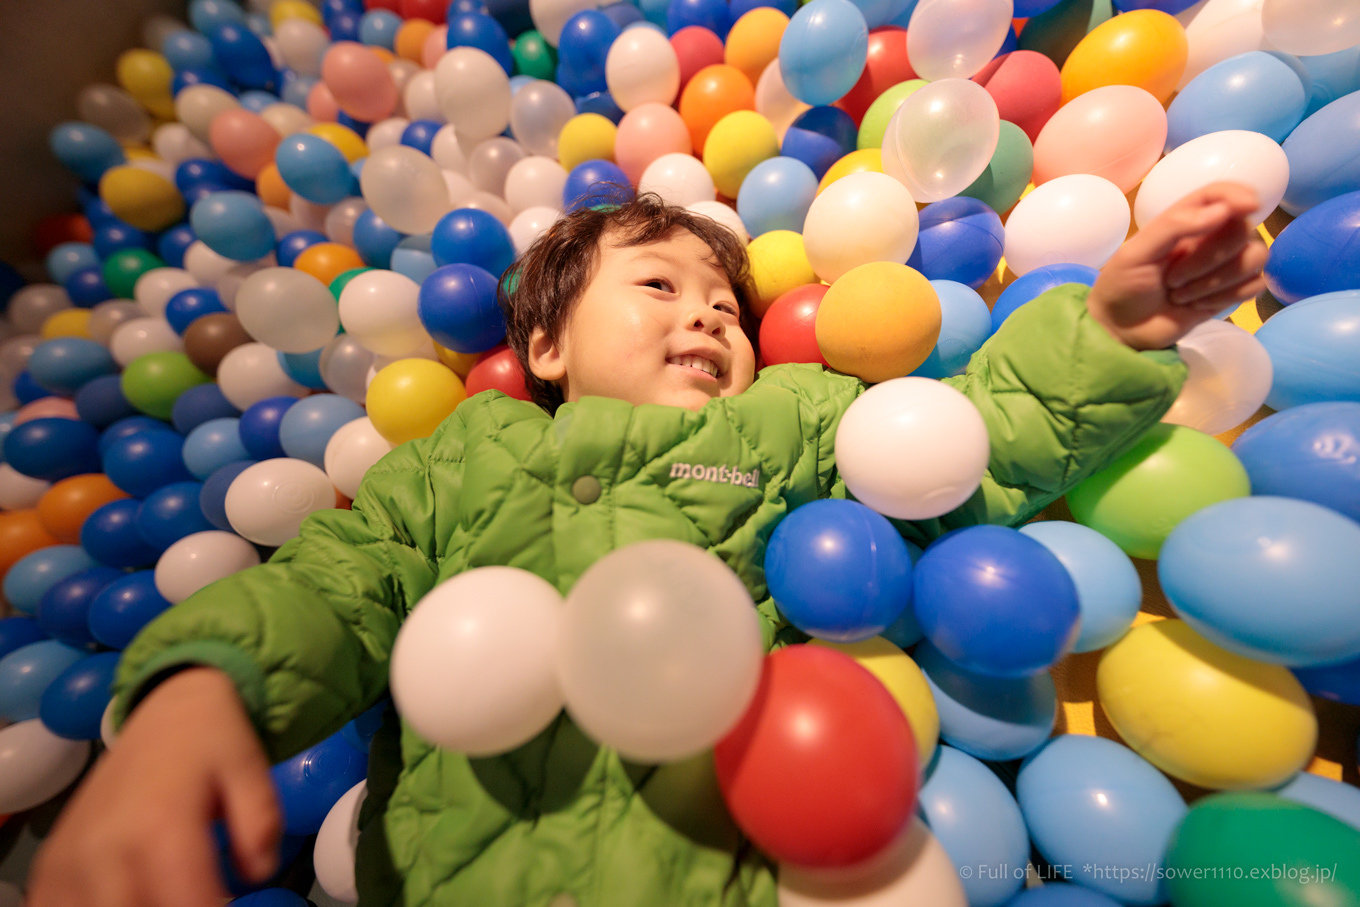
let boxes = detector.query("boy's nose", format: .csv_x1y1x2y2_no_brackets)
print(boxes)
687,304,724,336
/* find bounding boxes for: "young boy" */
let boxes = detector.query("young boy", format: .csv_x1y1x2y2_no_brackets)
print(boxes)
29,183,1267,907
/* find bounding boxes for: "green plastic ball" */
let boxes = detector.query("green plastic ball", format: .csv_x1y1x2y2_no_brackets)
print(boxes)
959,121,1034,216
513,30,557,81
857,80,926,152
329,267,373,300
121,351,211,420
102,248,165,300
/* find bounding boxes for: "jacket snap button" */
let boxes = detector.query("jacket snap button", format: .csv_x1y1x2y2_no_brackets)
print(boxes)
548,896,578,907
571,475,601,504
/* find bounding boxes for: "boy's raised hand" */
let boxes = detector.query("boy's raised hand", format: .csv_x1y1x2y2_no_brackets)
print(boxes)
27,667,282,907
1085,181,1270,351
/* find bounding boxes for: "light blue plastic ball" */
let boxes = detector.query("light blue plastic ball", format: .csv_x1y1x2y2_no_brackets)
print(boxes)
736,156,818,236
1017,735,1187,906
919,746,1030,907
27,338,118,396
1299,46,1360,117
1255,288,1360,409
0,639,87,722
1159,496,1360,667
3,546,100,616
275,133,355,205
182,417,250,480
359,8,403,48
190,191,277,262
910,280,992,379
278,394,366,468
49,122,126,183
46,243,100,285
1166,51,1308,149
1020,520,1141,653
778,0,868,107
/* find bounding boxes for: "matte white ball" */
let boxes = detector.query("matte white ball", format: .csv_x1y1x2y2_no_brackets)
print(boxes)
216,342,309,410
1003,173,1130,276
606,27,681,111
779,819,968,907
324,417,394,499
1134,130,1288,229
109,317,183,366
155,530,263,604
365,117,411,152
314,780,366,904
133,267,198,318
236,267,341,353
0,719,91,815
434,47,512,143
639,152,717,206
183,240,241,285
0,465,50,511
225,458,338,547
403,70,444,124
338,270,427,357
508,206,562,254
687,200,748,242
504,156,569,213
803,171,919,283
834,377,990,520
391,567,565,755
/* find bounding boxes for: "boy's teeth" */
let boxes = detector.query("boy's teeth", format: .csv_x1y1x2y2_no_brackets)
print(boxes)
670,355,717,376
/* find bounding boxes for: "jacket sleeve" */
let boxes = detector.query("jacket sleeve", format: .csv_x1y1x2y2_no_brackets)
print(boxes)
108,409,466,764
808,283,1187,547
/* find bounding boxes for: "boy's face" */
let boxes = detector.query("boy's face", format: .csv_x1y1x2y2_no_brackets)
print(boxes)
527,228,757,411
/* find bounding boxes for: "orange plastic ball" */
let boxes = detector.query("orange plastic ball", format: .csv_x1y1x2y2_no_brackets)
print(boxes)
725,8,789,87
1061,9,1188,105
37,474,129,545
293,243,366,286
815,262,941,383
255,162,292,209
396,19,437,61
679,64,756,153
0,510,61,579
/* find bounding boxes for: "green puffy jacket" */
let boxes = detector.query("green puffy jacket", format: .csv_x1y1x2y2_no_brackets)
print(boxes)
110,284,1186,906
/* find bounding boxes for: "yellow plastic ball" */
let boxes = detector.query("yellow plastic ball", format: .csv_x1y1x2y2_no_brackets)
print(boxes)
703,110,779,198
1097,620,1317,791
1061,10,1188,105
41,309,92,340
99,165,185,232
367,359,468,445
434,343,480,379
724,8,789,87
815,262,941,383
116,49,175,119
746,230,818,317
558,114,618,172
810,637,939,770
309,123,369,163
271,0,323,27
816,148,884,194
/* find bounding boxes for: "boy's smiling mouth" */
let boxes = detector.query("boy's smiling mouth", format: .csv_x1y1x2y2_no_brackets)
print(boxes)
667,354,722,379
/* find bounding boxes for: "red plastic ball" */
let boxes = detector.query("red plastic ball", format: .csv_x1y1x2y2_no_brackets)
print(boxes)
835,26,917,126
972,50,1062,144
714,645,918,868
670,26,726,93
400,0,447,22
465,345,531,400
759,284,830,368
364,0,402,11
33,213,94,257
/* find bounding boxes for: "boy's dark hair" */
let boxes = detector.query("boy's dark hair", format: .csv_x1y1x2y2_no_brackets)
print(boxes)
499,191,758,414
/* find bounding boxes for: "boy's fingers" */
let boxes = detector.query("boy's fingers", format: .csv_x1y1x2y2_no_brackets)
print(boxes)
1130,182,1262,262
1177,273,1268,315
220,758,284,882
142,829,232,907
1168,236,1266,302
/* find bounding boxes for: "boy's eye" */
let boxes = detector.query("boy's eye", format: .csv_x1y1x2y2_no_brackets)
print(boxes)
716,301,739,316
643,279,673,292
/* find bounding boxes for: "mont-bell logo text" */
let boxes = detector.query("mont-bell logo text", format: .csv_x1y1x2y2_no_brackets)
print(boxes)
669,462,761,488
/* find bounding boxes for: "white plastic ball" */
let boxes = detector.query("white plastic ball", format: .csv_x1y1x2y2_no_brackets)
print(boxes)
225,458,339,547
1002,174,1130,276
216,342,310,409
155,530,263,604
338,270,427,357
639,152,717,206
109,317,183,366
324,417,395,499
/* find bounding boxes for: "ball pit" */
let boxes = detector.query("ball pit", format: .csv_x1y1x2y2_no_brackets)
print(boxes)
1,0,1358,902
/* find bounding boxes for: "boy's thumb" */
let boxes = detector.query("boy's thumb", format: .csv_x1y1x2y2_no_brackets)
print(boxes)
220,762,284,882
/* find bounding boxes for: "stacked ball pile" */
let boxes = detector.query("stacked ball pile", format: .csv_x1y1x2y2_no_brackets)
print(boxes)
0,0,1359,904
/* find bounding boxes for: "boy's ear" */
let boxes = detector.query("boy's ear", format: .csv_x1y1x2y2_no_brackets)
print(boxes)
527,327,566,382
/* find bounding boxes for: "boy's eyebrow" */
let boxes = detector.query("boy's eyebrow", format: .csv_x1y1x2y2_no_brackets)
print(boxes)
627,248,732,284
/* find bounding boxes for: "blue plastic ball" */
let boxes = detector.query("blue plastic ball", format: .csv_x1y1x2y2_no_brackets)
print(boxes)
275,134,355,205
276,229,330,268
563,159,633,212
13,372,54,405
990,264,1099,333
340,697,389,753
239,90,278,112
1255,289,1360,409
778,0,868,106
46,243,100,286
190,191,277,262
65,267,113,307
907,197,1005,289
271,730,369,835
0,616,47,662
102,428,193,497
400,119,442,156
559,11,621,91
201,460,257,531
1300,46,1360,117
3,546,101,616
736,156,818,236
667,0,733,38
447,13,514,73
1166,52,1308,150
88,570,173,650
158,224,199,268
190,0,247,33
844,0,914,28
914,525,1080,677
75,374,138,428
1019,520,1140,654
239,396,298,460
82,499,161,569
99,415,170,457
163,28,217,70
918,746,1030,907
418,263,506,353
136,481,214,552
1271,770,1360,833
49,122,125,183
765,499,913,642
0,640,86,723
1159,496,1360,667
430,209,516,276
1264,193,1360,305
731,0,797,15
4,418,102,482
914,639,1057,761
780,106,858,181
278,349,328,390
173,66,236,94
359,8,403,47
352,209,405,269
391,235,439,284
574,90,625,123
28,338,118,396
210,23,279,91
326,8,363,41
40,651,121,741
165,287,228,335
278,395,365,468
1006,888,1123,907
93,221,153,258
602,2,646,28
177,159,253,194
38,565,122,647
1231,401,1360,524
171,382,240,435
183,418,250,480
909,280,991,380
228,887,310,906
